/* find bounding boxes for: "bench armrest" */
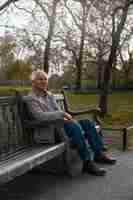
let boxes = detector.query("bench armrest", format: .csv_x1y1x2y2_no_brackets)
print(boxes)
60,90,102,124
66,107,101,116
23,119,65,129
67,107,102,125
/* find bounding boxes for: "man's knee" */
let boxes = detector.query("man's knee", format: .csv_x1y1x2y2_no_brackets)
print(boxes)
64,121,83,136
79,119,95,130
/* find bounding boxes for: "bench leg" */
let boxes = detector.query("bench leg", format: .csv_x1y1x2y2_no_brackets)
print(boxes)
63,146,83,177
30,147,83,177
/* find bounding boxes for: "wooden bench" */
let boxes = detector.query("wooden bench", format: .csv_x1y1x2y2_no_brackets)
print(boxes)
0,91,101,185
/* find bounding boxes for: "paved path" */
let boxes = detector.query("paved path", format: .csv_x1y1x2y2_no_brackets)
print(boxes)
0,151,133,200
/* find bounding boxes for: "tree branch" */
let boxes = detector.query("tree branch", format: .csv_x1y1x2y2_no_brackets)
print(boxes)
0,0,19,11
64,0,81,30
33,0,50,22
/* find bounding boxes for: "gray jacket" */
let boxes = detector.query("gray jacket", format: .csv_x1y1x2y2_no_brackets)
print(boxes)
26,91,66,144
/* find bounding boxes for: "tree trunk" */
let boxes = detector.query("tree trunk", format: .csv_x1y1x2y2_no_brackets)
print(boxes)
99,51,114,114
97,54,103,89
75,4,86,90
43,0,59,73
75,58,82,90
112,67,117,89
99,3,129,115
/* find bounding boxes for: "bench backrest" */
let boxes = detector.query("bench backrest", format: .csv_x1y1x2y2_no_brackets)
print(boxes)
0,93,65,159
0,96,24,158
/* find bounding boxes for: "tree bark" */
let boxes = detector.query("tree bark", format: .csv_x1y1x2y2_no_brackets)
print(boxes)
99,3,130,114
75,3,86,90
43,0,59,73
97,53,103,89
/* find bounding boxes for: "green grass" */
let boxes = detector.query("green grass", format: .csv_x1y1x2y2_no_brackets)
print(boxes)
0,86,31,96
66,91,133,125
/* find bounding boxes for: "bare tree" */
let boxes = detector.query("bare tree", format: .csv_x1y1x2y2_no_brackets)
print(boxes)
10,0,60,72
62,0,97,90
99,0,133,114
0,0,19,12
33,0,60,73
87,6,111,89
0,33,16,77
119,44,133,85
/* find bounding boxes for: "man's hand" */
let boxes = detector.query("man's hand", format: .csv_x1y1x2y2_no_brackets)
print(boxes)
64,112,73,121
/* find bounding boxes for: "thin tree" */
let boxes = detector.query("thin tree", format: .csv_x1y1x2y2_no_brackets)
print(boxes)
34,0,60,73
63,0,95,90
99,0,133,115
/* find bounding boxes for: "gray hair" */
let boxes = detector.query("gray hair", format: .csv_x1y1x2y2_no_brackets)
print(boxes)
30,69,48,81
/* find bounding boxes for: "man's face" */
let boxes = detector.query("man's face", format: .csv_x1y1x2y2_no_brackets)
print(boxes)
32,74,48,91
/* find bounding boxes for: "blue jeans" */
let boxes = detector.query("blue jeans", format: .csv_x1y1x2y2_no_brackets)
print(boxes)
64,119,104,161
64,121,93,161
78,119,104,153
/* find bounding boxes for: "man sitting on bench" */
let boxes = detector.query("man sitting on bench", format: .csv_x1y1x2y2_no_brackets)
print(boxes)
26,69,116,177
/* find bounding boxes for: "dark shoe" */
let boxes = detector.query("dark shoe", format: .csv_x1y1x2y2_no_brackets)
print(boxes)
82,161,106,176
94,152,116,165
102,147,108,152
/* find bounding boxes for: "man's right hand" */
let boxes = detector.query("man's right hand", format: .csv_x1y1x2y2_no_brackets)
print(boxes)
64,112,73,121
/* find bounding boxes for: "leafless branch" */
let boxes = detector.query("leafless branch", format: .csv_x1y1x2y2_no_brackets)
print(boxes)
64,0,81,30
33,0,50,21
0,0,19,11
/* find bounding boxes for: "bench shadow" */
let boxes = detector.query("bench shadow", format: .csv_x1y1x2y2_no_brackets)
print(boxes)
0,171,67,200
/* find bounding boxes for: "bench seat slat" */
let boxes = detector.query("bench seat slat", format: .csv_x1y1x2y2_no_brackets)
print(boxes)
0,142,66,185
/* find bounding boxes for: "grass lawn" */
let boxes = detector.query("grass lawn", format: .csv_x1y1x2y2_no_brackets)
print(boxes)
0,86,31,96
66,91,133,125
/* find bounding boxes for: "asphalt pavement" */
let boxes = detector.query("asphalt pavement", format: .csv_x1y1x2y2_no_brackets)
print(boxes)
0,151,133,200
